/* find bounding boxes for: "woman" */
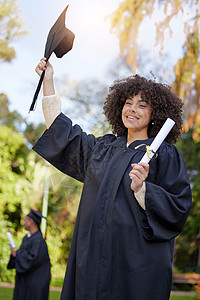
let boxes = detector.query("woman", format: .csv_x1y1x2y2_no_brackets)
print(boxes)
33,58,192,300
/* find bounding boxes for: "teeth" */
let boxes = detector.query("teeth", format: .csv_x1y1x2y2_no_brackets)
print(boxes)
128,116,137,120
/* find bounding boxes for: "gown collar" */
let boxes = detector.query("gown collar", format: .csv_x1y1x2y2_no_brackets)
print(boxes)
112,135,155,150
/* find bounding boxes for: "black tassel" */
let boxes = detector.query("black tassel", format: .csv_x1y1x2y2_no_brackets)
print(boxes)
29,69,46,112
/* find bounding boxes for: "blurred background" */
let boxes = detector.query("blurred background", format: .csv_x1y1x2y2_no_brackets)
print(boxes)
0,0,200,299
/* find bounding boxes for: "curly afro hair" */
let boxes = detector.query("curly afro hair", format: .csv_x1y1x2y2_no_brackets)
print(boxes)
103,74,183,144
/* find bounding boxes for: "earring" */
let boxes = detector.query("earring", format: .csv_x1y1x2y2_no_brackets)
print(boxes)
151,121,154,125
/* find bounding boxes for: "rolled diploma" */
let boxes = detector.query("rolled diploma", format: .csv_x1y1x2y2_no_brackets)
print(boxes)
7,232,16,248
140,118,175,164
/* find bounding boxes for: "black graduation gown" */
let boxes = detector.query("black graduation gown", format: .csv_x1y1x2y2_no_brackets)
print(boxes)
7,230,51,300
33,113,192,300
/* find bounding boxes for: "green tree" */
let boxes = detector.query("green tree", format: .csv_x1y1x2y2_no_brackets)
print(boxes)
24,122,46,146
0,124,30,281
0,123,55,282
0,0,28,62
175,130,200,272
173,32,200,141
0,93,46,145
0,93,24,131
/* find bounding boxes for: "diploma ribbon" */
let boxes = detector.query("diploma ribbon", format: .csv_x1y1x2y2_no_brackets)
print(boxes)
135,144,157,160
145,145,156,160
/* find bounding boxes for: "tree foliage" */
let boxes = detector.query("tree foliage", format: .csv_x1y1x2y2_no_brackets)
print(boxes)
110,0,199,70
173,32,200,141
0,0,28,62
0,124,37,282
0,93,24,131
109,0,200,139
176,130,200,271
0,93,46,145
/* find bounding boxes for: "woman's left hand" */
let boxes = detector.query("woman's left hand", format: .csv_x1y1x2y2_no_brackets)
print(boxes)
129,162,149,192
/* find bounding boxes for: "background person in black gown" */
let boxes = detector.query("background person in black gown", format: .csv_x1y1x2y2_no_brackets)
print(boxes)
7,209,51,300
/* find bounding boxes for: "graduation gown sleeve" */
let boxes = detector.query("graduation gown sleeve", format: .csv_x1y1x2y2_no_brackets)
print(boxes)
141,143,192,242
33,113,97,182
7,254,16,269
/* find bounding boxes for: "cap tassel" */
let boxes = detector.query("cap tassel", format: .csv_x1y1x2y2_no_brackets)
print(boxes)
29,68,46,112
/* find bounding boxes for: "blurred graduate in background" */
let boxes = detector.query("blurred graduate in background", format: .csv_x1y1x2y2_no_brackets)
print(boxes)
7,209,51,300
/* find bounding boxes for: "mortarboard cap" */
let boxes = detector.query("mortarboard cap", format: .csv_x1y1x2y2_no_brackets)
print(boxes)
29,5,75,112
27,209,46,227
44,5,75,61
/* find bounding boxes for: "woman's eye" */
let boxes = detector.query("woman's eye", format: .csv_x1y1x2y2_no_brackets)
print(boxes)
138,104,146,108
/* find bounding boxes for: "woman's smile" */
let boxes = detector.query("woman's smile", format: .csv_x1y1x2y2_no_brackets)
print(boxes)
122,93,152,142
125,114,139,121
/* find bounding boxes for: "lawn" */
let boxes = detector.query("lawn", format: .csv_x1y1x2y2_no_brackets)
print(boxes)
0,287,61,300
170,296,198,300
0,287,197,300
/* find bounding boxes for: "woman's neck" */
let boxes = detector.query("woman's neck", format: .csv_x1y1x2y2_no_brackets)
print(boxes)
127,132,149,146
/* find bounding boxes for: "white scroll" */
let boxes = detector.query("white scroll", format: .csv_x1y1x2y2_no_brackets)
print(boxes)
140,118,175,164
7,232,16,248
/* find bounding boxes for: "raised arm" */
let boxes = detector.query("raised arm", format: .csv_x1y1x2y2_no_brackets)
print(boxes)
35,58,55,96
35,58,61,128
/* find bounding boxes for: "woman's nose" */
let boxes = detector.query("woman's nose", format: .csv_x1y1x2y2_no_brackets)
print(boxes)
129,104,136,112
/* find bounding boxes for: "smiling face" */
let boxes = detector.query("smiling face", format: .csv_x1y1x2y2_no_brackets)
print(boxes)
122,94,152,142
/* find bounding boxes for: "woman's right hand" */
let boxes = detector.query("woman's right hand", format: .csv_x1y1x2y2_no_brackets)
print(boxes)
35,57,54,80
35,58,55,96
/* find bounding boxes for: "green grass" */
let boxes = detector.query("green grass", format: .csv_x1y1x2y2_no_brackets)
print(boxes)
0,287,13,299
0,287,61,300
170,297,197,300
0,287,197,300
49,290,61,300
